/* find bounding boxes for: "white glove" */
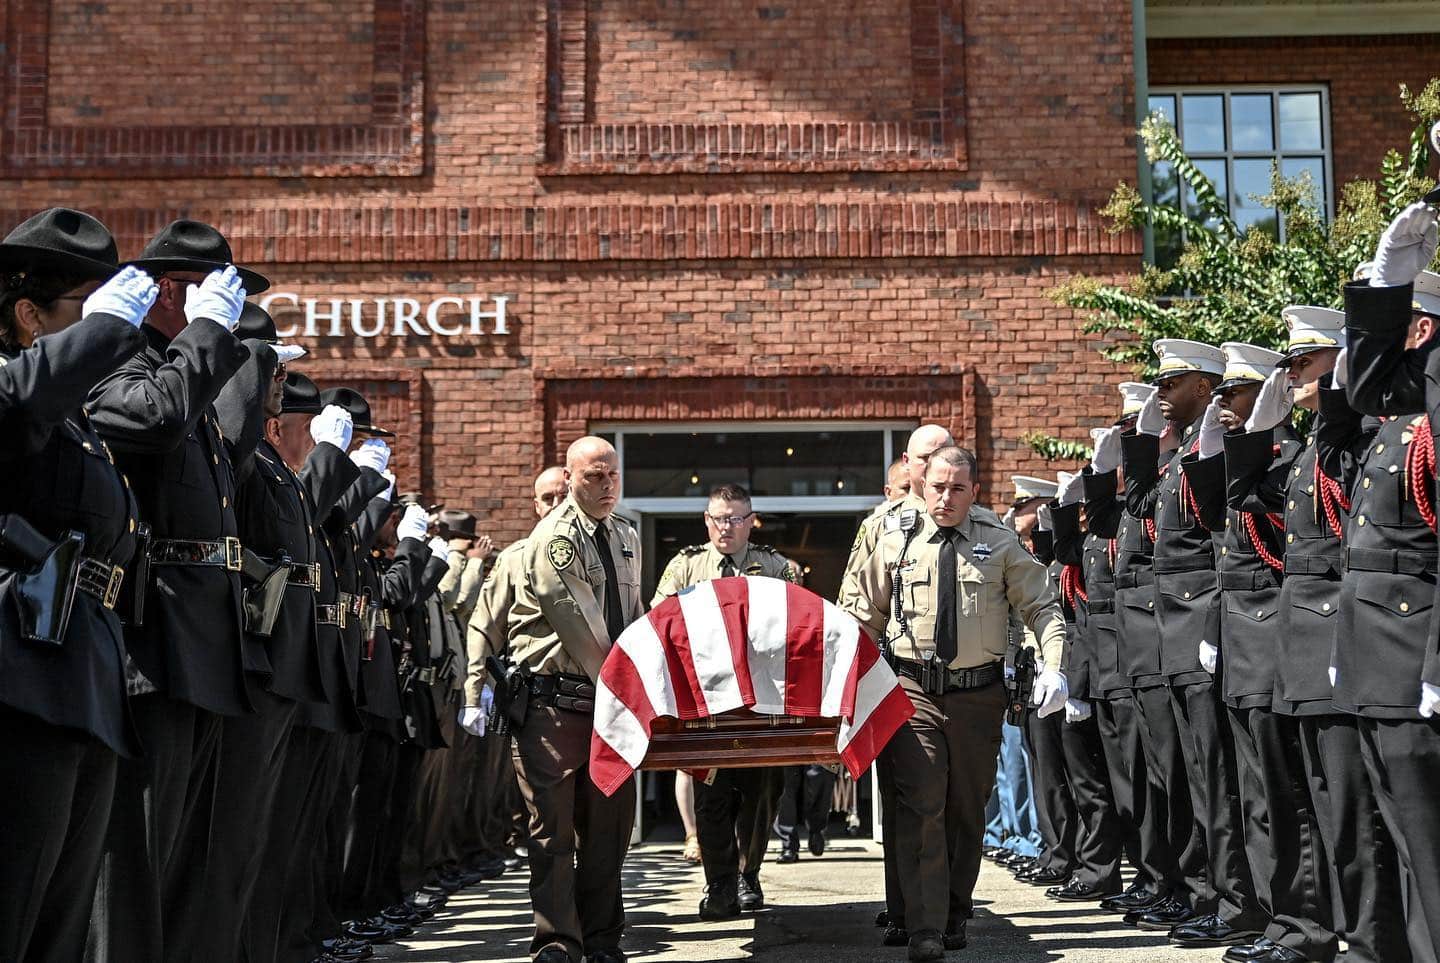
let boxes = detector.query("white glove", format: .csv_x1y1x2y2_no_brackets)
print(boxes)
1056,471,1083,507
1197,398,1226,459
1432,121,1440,157
428,536,449,560
183,265,247,330
273,344,307,364
1244,369,1296,434
308,404,353,451
1371,202,1439,288
379,470,396,502
1064,698,1092,724
82,266,157,327
1328,665,1338,688
459,705,487,738
1199,640,1219,674
1420,682,1440,719
1032,669,1069,718
1331,347,1349,389
1035,503,1053,531
396,503,429,543
349,438,391,474
1090,425,1123,474
1136,388,1167,436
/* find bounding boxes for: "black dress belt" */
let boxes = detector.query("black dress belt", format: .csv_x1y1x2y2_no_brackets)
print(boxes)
893,657,1004,692
150,536,243,572
1153,555,1214,575
1284,553,1341,576
1345,546,1437,576
317,603,347,628
286,561,322,589
75,557,126,610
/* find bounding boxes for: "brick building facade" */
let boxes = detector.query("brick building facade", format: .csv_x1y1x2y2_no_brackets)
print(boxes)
2,0,1433,589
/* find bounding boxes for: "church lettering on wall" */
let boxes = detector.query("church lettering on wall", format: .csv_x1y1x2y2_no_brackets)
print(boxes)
258,293,511,339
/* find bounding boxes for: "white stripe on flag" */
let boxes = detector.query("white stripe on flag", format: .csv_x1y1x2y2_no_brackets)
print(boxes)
836,659,896,754
678,580,744,715
616,614,677,720
744,576,790,714
819,600,860,718
593,677,651,768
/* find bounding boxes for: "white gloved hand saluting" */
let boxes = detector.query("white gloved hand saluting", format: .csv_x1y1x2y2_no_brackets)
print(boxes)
82,266,157,327
1064,698,1092,724
379,470,396,502
183,265,247,331
308,404,353,452
1421,683,1440,719
1035,503,1053,531
1331,347,1349,389
1197,398,1226,459
1057,470,1085,507
428,536,449,560
1370,202,1439,288
1136,387,1167,437
1032,669,1069,718
1199,640,1219,674
396,503,429,543
1245,368,1296,433
1090,425,1123,475
273,344,307,364
350,437,391,475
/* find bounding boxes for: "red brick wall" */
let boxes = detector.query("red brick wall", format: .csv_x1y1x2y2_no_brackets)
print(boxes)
1148,34,1440,192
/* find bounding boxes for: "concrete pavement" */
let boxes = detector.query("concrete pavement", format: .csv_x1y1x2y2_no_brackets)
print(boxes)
376,839,1211,962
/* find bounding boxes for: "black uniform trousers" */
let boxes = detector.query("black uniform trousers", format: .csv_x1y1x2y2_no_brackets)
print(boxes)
1131,682,1205,902
695,767,780,887
0,710,116,963
339,728,402,922
512,704,636,961
1058,712,1123,892
774,764,835,855
1228,706,1336,959
1169,676,1260,925
876,753,905,924
475,731,523,861
1093,695,1165,894
1024,706,1077,876
275,728,350,963
85,693,223,963
313,731,366,944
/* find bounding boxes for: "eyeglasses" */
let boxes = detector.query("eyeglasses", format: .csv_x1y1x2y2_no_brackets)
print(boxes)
706,513,754,528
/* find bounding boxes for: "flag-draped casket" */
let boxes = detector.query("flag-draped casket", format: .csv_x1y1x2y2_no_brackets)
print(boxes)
588,576,915,796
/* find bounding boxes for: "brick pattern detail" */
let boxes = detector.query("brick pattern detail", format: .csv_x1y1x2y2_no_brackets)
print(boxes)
0,199,1140,263
309,370,426,490
540,0,968,174
0,0,426,177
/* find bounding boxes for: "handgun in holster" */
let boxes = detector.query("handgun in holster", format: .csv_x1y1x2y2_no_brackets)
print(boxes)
0,513,84,645
1005,645,1037,727
240,549,291,637
119,523,152,628
918,653,948,696
435,649,457,686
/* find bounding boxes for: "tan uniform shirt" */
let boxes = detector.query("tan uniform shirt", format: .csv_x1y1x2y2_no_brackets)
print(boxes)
840,505,1065,670
508,495,644,683
440,542,485,625
650,540,797,606
464,539,527,705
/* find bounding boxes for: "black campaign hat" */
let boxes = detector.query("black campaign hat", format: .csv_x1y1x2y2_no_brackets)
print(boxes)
126,219,269,294
437,509,476,539
0,208,119,281
318,386,394,438
235,302,283,343
281,371,324,416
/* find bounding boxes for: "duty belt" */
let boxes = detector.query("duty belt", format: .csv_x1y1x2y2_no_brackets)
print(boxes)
1284,552,1342,576
1218,569,1281,591
1153,555,1214,575
527,672,596,715
1113,570,1154,590
287,561,322,590
893,657,1004,692
150,536,243,572
317,602,347,628
1344,546,1438,576
76,557,125,610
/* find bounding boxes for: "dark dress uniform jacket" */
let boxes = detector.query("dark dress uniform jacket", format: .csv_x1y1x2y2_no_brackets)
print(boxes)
1084,467,1160,686
354,500,425,728
1123,423,1216,686
1052,502,1116,701
1338,280,1440,708
321,468,389,718
1033,528,1087,698
1183,427,1301,709
399,555,452,750
86,319,252,716
0,312,146,755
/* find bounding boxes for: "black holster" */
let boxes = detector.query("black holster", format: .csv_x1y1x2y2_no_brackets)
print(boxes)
241,549,291,637
1005,646,1037,727
0,515,84,645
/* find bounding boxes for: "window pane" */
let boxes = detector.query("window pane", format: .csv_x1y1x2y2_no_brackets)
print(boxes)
1280,156,1327,215
1151,160,1180,209
1233,158,1278,237
1149,94,1176,125
1230,94,1274,151
1181,94,1225,152
1279,93,1323,151
621,430,885,498
1185,159,1229,229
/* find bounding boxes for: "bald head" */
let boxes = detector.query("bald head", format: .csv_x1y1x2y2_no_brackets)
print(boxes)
564,436,621,520
883,458,910,502
533,466,567,519
902,424,955,492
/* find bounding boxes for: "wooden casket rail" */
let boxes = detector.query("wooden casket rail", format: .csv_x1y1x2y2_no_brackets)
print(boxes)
639,711,842,770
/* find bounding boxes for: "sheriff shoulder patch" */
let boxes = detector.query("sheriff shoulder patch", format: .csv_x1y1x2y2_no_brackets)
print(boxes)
547,536,576,571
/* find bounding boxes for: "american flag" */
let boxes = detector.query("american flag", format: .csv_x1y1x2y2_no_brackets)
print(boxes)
589,575,915,796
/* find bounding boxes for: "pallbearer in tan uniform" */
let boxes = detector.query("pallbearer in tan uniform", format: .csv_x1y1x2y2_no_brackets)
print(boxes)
842,446,1069,962
651,483,797,920
506,439,643,963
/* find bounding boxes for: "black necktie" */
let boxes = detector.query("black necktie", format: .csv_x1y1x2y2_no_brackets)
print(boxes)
720,555,737,578
934,528,959,664
592,520,627,641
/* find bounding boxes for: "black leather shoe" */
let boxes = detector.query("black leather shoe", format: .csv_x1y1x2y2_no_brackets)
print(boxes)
738,873,764,911
808,831,826,857
875,910,889,927
1010,858,1045,877
585,951,626,963
1021,867,1070,886
776,850,799,864
1223,939,1276,962
699,880,742,921
1049,878,1119,902
983,845,1007,860
1258,947,1308,963
944,924,967,951
1100,882,1160,913
1002,853,1037,871
1128,896,1193,930
341,921,385,943
535,950,571,963
1169,914,1261,947
882,924,909,947
908,929,945,962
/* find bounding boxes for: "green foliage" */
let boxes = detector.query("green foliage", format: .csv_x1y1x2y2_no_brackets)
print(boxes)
1022,431,1093,465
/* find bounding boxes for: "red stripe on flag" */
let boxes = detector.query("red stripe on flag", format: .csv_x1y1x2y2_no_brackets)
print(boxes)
597,642,657,731
838,682,915,779
840,629,881,720
783,581,825,715
589,732,634,797
653,601,705,720
711,577,756,708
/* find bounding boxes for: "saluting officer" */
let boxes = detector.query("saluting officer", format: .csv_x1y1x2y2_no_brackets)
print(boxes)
1339,211,1440,958
651,482,796,920
843,446,1068,962
509,437,642,963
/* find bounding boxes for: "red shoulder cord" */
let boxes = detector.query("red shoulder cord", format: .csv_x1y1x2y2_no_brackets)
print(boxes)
1406,416,1437,533
1177,438,1208,530
1144,517,1157,543
1315,456,1350,541
1060,563,1088,609
1107,538,1118,569
1242,512,1284,572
